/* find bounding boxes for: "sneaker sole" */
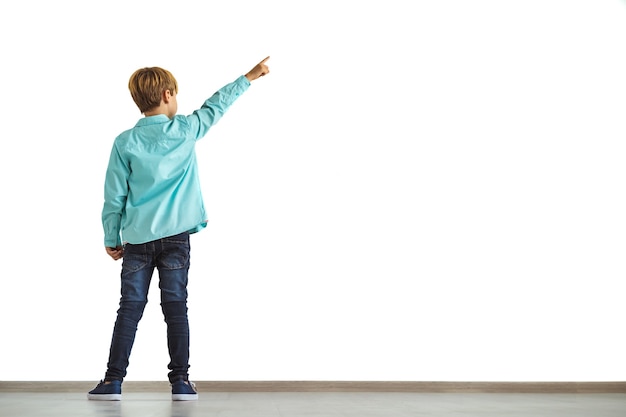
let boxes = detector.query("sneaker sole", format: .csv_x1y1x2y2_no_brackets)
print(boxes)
87,394,122,401
172,393,198,401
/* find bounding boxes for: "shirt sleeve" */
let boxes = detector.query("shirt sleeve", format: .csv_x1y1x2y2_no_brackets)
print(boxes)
102,142,130,247
186,75,251,140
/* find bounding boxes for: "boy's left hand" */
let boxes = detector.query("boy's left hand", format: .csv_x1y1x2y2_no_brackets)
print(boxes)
106,246,124,261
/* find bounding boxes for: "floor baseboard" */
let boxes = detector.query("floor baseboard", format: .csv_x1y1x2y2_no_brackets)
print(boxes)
1,381,625,393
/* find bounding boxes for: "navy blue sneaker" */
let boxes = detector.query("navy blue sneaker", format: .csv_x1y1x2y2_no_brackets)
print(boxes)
171,379,198,401
87,380,122,401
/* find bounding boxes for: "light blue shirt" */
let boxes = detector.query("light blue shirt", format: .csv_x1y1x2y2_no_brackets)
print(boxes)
102,75,251,246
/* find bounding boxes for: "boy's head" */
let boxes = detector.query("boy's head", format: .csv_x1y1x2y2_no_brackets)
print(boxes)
128,67,178,115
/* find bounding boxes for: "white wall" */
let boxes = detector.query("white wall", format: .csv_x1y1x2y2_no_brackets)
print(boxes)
1,0,625,381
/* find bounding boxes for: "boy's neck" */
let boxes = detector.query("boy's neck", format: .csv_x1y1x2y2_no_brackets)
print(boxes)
144,107,168,117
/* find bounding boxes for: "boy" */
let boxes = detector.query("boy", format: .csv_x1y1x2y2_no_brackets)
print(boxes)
88,57,270,401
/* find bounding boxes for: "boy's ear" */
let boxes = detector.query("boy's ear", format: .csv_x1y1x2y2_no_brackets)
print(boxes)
163,89,172,103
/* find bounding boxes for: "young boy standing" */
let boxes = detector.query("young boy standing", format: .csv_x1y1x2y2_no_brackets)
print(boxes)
88,57,270,401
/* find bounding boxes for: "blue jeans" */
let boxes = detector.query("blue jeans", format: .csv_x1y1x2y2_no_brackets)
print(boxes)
104,232,191,383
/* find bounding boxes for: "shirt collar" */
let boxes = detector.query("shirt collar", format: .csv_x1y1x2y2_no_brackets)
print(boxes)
135,114,171,127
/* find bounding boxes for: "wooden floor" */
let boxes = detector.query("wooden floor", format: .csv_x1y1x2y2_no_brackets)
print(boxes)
1,381,626,417
1,390,625,417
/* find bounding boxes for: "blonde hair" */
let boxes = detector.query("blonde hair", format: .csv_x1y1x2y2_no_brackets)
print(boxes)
128,67,178,113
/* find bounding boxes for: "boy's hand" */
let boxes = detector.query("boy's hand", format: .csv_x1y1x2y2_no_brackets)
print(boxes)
106,246,124,261
245,56,270,81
